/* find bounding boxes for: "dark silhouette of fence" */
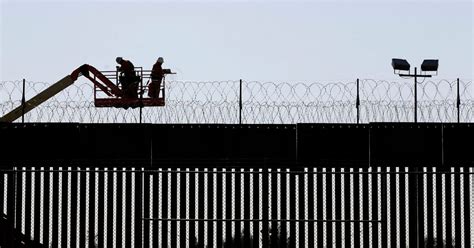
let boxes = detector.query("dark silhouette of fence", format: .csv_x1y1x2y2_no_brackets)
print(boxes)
0,123,472,247
0,166,471,247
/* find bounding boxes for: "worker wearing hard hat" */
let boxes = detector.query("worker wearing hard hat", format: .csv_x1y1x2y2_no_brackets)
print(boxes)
148,57,164,98
116,57,138,98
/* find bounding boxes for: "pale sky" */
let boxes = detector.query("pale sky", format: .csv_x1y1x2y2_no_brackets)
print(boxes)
1,0,473,84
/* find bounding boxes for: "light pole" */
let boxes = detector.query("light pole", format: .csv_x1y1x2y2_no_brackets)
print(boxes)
391,58,439,248
391,58,439,123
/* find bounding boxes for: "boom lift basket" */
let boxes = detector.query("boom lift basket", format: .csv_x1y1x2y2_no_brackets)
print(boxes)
93,67,173,108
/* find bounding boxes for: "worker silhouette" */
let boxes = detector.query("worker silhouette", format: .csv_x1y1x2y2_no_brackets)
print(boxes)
148,57,164,98
116,57,138,98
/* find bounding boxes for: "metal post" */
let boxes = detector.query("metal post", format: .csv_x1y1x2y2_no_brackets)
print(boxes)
115,68,119,85
93,75,97,102
139,72,143,124
21,79,25,123
408,166,419,248
356,78,360,124
139,107,143,123
162,76,166,101
239,79,242,124
414,67,418,123
139,105,143,124
457,78,460,123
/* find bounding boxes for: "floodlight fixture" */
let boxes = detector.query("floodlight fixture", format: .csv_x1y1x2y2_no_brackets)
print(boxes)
421,59,439,72
391,58,411,72
390,58,439,123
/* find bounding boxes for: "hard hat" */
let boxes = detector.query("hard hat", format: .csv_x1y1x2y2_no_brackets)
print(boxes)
157,57,164,63
116,57,123,63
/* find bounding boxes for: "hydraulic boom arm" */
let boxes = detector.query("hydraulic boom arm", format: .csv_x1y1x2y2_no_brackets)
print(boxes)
0,64,122,123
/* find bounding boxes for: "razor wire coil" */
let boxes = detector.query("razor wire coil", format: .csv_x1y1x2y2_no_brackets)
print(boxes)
1,79,472,123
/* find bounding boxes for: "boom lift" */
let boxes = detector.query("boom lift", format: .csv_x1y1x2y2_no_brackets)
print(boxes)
0,64,175,123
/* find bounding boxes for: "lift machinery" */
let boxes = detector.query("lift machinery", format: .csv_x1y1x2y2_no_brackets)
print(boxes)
0,64,175,123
